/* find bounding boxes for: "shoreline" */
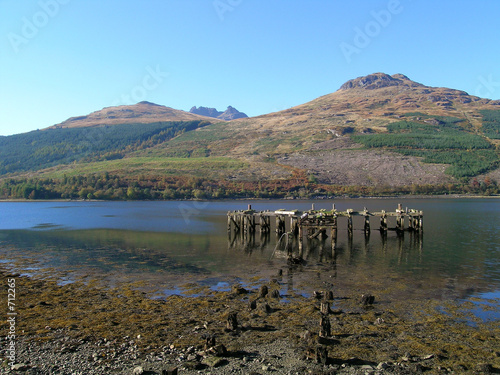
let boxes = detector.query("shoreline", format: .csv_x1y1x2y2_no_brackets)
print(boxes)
0,194,499,203
1,268,499,374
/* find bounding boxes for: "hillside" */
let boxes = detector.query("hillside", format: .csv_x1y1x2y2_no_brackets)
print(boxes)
49,101,217,129
157,73,500,185
1,73,500,200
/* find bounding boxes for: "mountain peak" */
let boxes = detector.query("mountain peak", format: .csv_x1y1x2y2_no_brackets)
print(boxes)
49,102,216,129
137,101,162,106
339,73,424,91
190,105,248,121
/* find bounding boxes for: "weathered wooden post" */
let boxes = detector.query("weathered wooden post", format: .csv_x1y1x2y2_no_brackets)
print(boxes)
226,312,238,331
331,234,337,261
361,294,375,306
319,315,331,338
276,215,285,235
318,234,325,262
347,215,353,237
298,225,304,257
380,210,387,233
264,215,271,234
290,217,298,236
315,346,328,365
396,204,404,233
239,213,245,234
244,215,250,234
364,208,370,235
320,301,330,315
237,214,243,233
259,285,268,298
331,216,337,239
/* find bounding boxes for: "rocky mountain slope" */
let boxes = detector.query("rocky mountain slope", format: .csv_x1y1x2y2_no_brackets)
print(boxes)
157,73,500,187
190,105,248,120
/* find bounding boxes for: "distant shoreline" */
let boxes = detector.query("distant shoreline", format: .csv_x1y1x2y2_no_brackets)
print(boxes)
0,194,499,203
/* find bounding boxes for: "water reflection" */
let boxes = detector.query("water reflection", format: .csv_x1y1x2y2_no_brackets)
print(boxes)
0,199,499,307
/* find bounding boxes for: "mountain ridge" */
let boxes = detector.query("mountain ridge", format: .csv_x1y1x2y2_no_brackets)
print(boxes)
48,101,217,129
1,72,499,199
190,105,248,120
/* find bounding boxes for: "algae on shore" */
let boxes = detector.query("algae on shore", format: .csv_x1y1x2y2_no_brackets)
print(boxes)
2,267,499,373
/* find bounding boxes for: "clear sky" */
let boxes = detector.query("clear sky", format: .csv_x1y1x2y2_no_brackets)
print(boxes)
0,0,499,136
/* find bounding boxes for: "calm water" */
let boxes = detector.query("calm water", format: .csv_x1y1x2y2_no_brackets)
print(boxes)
0,199,499,315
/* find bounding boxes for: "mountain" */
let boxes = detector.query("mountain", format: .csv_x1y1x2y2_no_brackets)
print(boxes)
1,73,499,200
230,73,499,134
188,106,222,118
159,73,500,188
217,106,248,120
49,101,216,129
190,105,248,120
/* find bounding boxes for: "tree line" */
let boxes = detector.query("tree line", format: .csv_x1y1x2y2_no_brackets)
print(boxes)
1,173,498,201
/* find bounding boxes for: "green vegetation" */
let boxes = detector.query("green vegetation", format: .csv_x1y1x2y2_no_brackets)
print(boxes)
42,157,248,179
398,149,498,178
352,118,499,178
154,122,235,158
0,121,210,175
479,109,500,139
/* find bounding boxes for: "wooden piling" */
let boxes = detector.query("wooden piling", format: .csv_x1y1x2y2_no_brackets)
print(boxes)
347,215,353,236
364,211,370,235
228,204,423,256
298,225,303,257
320,301,330,315
226,312,238,331
380,210,387,232
319,316,331,338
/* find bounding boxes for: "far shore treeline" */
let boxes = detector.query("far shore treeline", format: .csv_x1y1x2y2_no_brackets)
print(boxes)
1,173,498,200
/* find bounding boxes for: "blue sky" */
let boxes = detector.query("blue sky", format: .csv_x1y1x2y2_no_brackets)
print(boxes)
0,0,499,136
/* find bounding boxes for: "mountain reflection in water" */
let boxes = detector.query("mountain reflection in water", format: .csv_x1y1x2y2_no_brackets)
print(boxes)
0,199,498,315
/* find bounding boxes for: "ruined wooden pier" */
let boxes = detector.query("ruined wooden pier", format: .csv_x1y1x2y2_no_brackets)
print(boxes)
227,203,423,258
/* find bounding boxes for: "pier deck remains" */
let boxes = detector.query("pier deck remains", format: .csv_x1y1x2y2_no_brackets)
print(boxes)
227,204,423,257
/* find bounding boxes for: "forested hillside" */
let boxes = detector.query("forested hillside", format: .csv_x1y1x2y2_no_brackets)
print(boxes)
351,113,500,178
0,120,210,175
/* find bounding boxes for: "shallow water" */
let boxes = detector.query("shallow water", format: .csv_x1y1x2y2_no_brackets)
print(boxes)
0,198,499,318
